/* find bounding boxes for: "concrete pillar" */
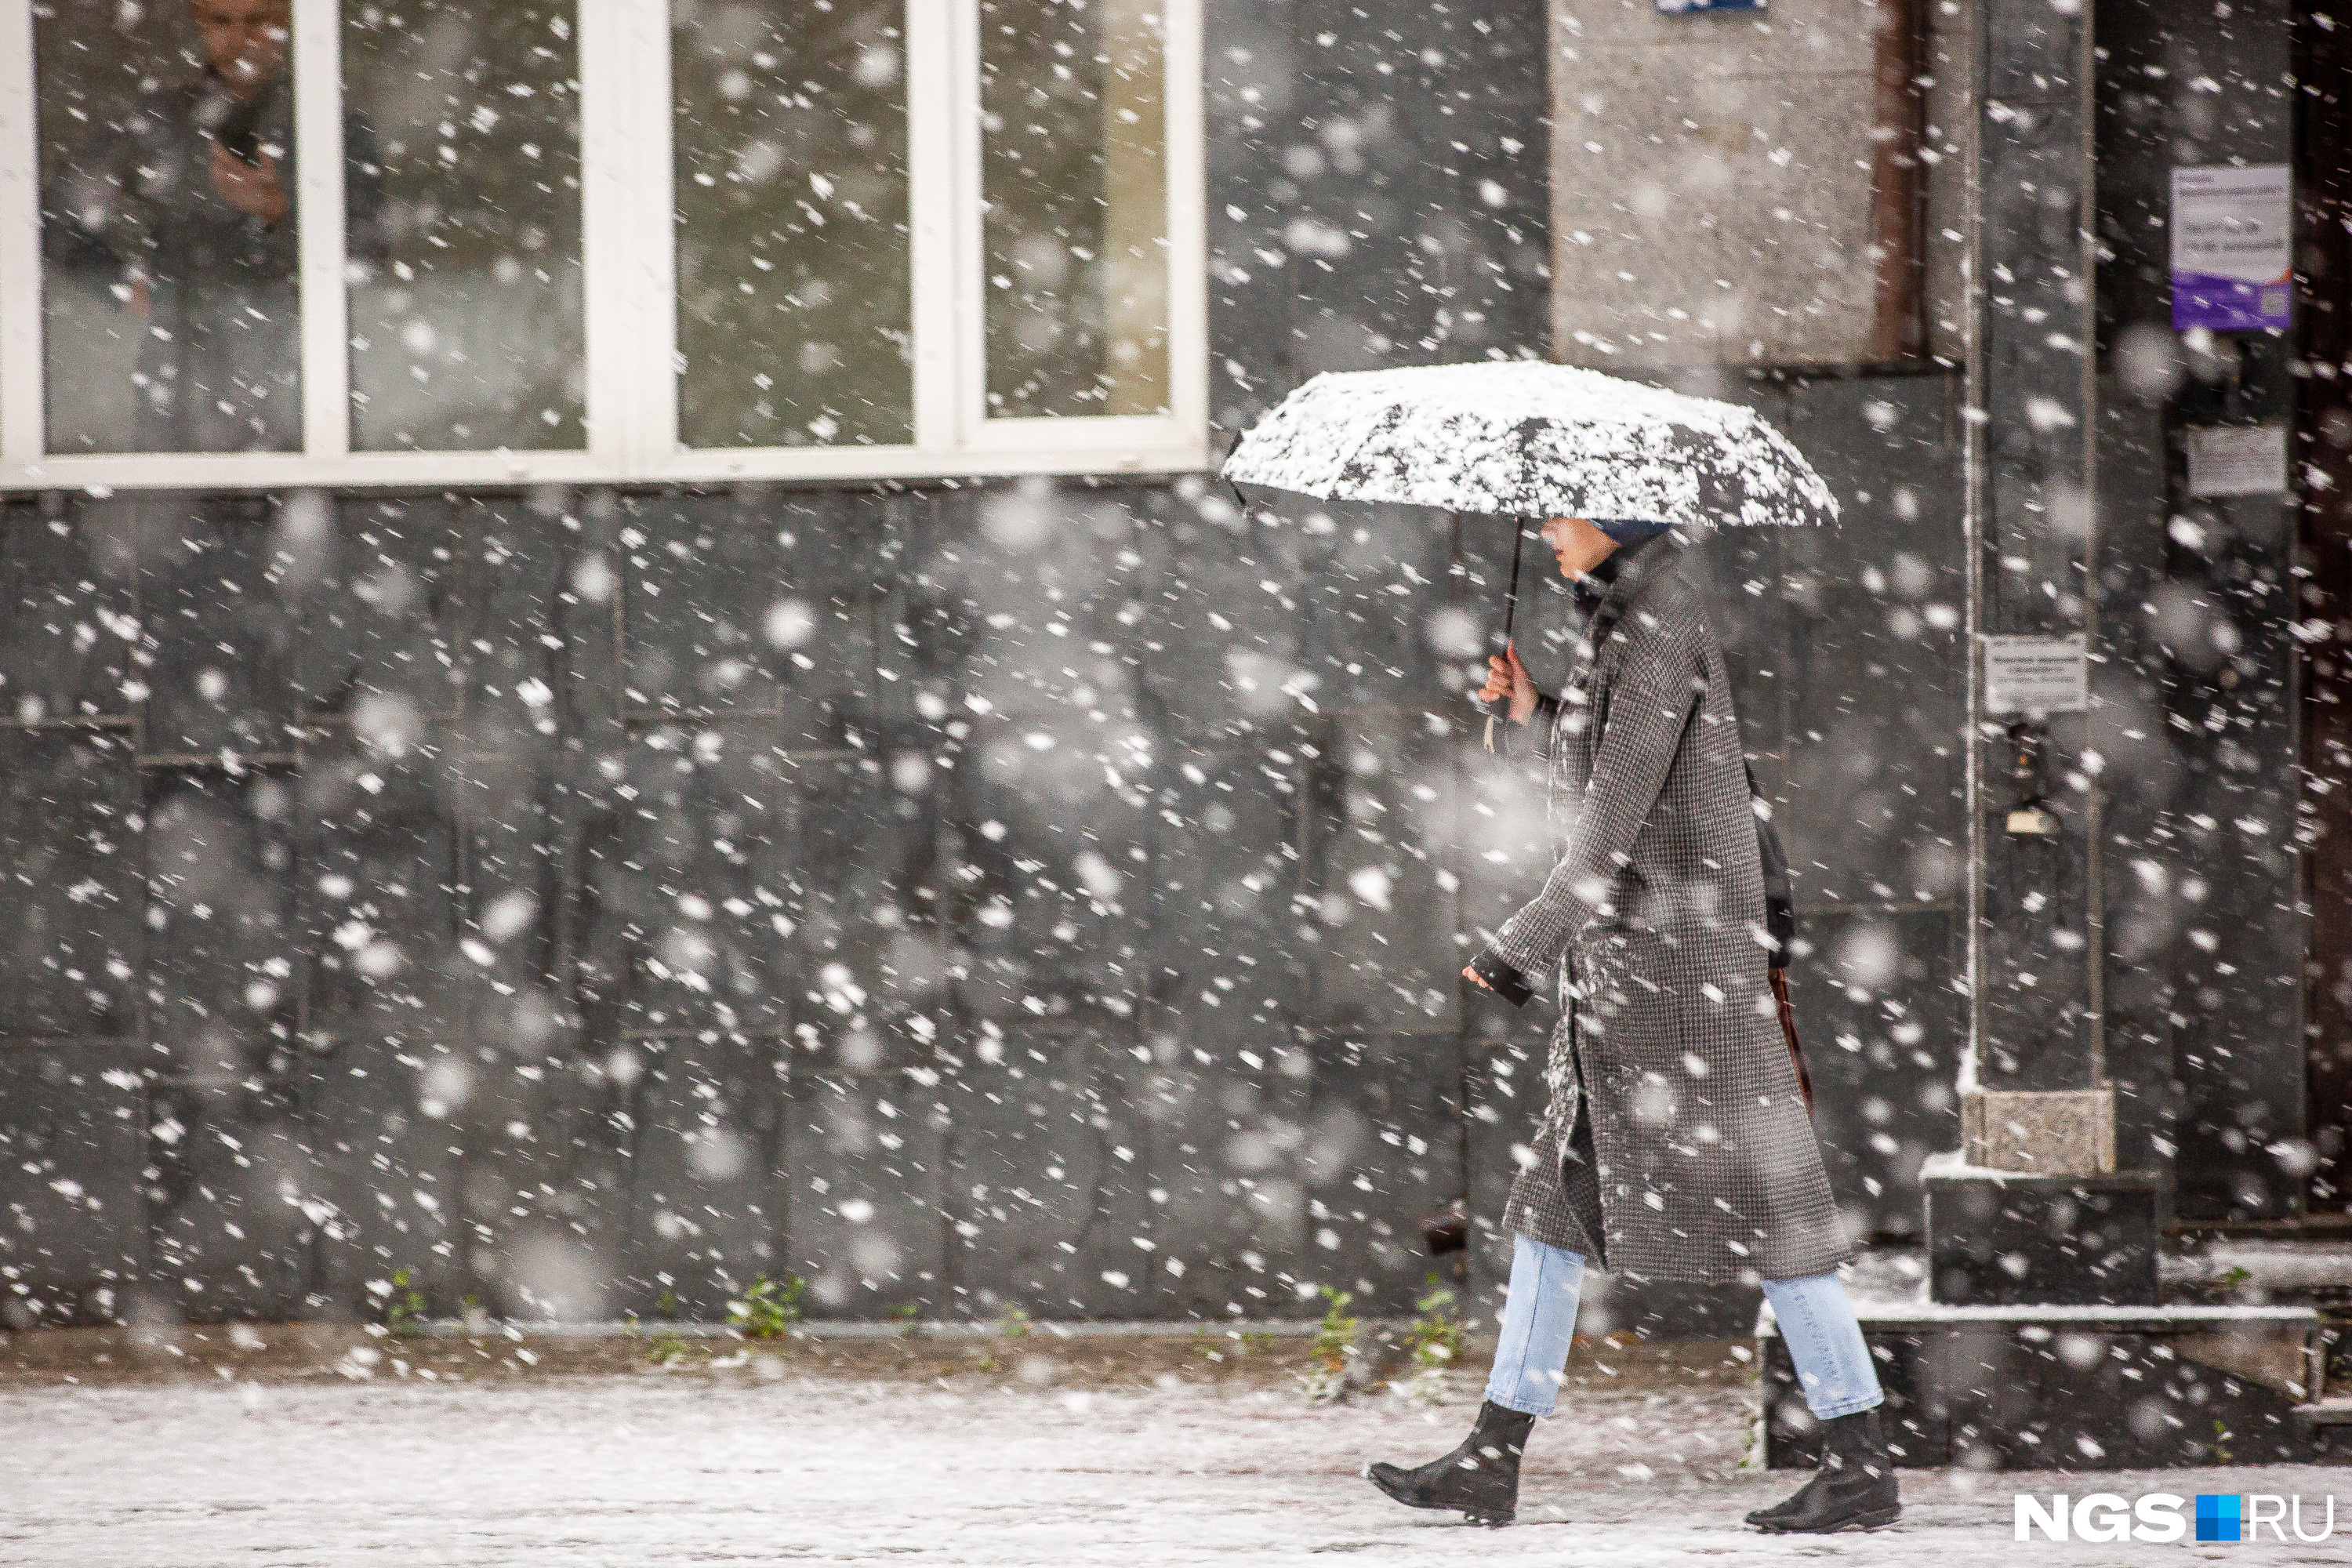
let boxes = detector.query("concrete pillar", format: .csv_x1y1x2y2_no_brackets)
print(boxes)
1964,0,2106,1120
1929,0,2160,1308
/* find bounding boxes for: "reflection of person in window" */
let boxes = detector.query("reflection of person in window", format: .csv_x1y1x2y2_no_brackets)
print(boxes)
60,0,332,452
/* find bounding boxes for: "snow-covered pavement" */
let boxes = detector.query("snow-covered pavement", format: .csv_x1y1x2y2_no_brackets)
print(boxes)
2,1351,2346,1566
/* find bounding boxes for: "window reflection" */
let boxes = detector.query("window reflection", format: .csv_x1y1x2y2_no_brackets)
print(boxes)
980,0,1169,419
343,2,585,452
671,0,913,448
38,0,303,453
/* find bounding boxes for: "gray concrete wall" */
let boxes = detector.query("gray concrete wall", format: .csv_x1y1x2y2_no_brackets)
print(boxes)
1549,0,1959,369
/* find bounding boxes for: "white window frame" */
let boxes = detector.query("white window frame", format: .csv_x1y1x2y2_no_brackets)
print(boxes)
0,0,1207,492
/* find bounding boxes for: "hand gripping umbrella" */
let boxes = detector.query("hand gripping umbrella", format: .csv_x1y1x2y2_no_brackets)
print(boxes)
1220,361,1840,745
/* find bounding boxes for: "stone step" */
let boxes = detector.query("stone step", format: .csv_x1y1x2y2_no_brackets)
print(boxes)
1759,1301,2327,1470
2161,1241,2352,1298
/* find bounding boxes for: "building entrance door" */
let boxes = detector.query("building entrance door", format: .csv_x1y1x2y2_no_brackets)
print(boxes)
2296,4,2352,1215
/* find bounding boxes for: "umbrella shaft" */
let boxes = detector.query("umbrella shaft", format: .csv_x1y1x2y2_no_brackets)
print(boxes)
1484,524,1527,739
1501,524,1526,648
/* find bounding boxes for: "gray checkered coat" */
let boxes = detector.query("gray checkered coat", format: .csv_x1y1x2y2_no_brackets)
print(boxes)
1478,535,1852,1284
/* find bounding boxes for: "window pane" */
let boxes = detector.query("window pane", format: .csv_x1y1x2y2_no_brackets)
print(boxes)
36,0,302,454
343,2,586,452
672,1,912,448
979,0,1168,419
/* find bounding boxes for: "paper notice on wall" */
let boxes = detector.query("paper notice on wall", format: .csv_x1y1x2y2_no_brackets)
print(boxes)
1984,633,2089,717
2186,424,2289,497
2171,165,2292,332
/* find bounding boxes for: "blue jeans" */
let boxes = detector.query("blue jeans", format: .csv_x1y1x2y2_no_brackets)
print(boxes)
1483,1234,1884,1420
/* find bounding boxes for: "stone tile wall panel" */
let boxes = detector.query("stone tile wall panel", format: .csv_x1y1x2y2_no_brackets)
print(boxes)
1139,1053,1312,1319
1785,908,1964,1238
620,496,793,719
944,1032,1156,1318
782,750,949,1032
619,1033,784,1318
0,431,1983,1319
777,1063,951,1318
571,725,797,1039
1298,505,1455,718
1305,720,1462,1033
0,1044,146,1323
295,731,463,1043
1772,379,1967,909
287,498,465,721
299,1040,466,1317
461,1060,637,1320
1142,753,1308,1054
143,771,301,1081
143,1078,312,1320
1136,511,1316,746
135,499,300,757
0,731,143,1038
1300,1029,1464,1313
956,713,1155,1029
1,501,138,721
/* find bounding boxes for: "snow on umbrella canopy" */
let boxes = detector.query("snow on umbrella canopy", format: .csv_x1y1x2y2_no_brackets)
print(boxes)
1221,361,1840,530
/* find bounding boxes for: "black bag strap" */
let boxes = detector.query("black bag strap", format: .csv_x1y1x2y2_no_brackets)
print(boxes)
1744,760,1796,972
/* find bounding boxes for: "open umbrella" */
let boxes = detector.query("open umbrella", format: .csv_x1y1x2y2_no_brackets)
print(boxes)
1221,361,1839,745
1221,361,1840,528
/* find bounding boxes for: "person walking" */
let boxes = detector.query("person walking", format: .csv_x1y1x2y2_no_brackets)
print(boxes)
1366,516,1898,1535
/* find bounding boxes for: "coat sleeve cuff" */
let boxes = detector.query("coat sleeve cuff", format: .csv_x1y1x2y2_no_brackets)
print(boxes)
1507,694,1560,761
1469,949,1536,1008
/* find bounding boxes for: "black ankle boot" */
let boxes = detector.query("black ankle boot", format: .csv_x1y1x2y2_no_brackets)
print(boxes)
1366,1399,1536,1526
1747,1406,1901,1534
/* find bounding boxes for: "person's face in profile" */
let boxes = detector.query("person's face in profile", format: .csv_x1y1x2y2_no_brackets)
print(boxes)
190,0,290,93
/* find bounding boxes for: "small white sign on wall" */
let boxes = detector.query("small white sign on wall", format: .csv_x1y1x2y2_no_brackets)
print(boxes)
1984,633,2089,717
2185,424,2289,497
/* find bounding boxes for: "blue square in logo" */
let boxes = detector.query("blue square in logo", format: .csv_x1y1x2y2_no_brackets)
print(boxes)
2195,1494,2241,1543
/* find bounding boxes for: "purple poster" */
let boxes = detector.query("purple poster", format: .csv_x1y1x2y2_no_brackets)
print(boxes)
2171,165,2292,333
